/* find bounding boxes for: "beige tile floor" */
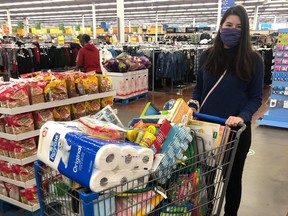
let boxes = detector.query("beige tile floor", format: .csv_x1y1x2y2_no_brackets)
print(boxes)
114,86,288,216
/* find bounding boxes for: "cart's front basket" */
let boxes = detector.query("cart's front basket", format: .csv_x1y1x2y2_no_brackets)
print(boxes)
34,113,246,216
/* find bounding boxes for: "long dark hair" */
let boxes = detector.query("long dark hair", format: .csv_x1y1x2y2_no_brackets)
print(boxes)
204,5,259,82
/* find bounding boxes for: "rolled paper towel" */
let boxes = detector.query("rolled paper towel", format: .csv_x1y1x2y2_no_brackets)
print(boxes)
132,170,150,190
111,170,135,193
89,170,115,193
118,145,139,170
135,148,154,170
95,144,122,171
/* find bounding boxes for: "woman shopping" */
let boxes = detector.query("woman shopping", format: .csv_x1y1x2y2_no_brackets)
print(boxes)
77,34,102,73
188,5,264,216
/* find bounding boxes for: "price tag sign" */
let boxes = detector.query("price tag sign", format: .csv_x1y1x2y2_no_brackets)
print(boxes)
278,33,288,45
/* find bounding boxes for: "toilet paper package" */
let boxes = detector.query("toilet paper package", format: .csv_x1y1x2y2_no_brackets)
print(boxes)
37,121,154,192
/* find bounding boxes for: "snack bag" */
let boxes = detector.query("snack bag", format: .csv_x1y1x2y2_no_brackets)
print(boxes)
44,79,68,101
65,72,78,98
101,96,114,108
53,105,71,121
55,71,78,98
97,75,113,93
75,73,99,95
71,102,87,120
85,99,101,115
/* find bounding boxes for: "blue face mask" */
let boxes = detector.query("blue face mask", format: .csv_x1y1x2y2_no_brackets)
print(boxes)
220,28,241,47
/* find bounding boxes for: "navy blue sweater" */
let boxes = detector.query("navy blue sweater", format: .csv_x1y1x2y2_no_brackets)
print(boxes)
192,48,264,123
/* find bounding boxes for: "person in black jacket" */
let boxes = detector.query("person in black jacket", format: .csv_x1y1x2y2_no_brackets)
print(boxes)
188,5,264,216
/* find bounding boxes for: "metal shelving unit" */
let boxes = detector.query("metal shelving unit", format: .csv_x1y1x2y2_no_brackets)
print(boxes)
0,176,36,188
0,91,116,115
0,155,37,166
0,194,40,212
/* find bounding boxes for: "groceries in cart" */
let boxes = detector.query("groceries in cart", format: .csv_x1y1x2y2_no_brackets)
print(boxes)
36,99,241,216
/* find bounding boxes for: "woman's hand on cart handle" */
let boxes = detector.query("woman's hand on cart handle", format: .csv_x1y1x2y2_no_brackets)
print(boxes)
225,116,244,127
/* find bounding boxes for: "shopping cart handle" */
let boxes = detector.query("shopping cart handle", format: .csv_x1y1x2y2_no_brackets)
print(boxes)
193,112,227,124
193,112,246,129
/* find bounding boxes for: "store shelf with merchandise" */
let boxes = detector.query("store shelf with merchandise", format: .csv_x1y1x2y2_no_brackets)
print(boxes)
0,176,35,188
0,90,116,212
257,28,288,129
0,194,40,212
0,155,37,166
0,91,116,115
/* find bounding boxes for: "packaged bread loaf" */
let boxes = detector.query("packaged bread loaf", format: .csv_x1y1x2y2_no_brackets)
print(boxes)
44,78,68,101
53,105,71,121
13,138,37,159
19,163,35,182
71,102,87,120
9,113,35,135
0,116,4,132
28,81,46,104
75,72,99,95
100,96,114,108
34,109,54,129
0,83,30,108
85,99,101,115
97,75,113,93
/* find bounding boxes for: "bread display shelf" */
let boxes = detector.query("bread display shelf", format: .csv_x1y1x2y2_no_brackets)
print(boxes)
0,194,40,212
0,176,36,188
0,130,40,141
0,155,37,166
0,91,116,115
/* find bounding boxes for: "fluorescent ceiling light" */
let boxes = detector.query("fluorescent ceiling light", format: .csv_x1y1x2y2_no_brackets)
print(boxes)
10,4,91,12
0,0,74,7
265,7,288,10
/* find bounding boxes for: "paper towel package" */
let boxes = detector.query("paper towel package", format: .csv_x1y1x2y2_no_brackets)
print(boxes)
37,121,154,192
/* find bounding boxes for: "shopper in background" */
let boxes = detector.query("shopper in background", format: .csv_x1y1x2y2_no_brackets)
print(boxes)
188,5,264,216
76,34,102,73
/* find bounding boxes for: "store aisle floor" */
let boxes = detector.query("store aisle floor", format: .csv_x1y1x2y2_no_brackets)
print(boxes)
114,86,288,216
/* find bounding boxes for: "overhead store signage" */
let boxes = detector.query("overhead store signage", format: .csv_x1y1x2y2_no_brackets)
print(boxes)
59,23,65,32
17,21,24,29
221,0,235,16
259,23,272,30
101,22,110,29
35,22,41,30
166,28,176,33
186,27,197,33
75,24,80,31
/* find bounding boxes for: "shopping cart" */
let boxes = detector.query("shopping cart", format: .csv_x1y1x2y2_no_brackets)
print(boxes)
34,113,246,216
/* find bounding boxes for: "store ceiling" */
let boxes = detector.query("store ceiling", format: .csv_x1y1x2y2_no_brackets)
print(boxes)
0,0,287,29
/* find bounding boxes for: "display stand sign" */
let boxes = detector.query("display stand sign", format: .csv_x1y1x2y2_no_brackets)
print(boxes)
257,28,288,128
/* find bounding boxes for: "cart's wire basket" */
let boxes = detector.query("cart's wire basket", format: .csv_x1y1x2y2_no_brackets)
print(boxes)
35,123,245,216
